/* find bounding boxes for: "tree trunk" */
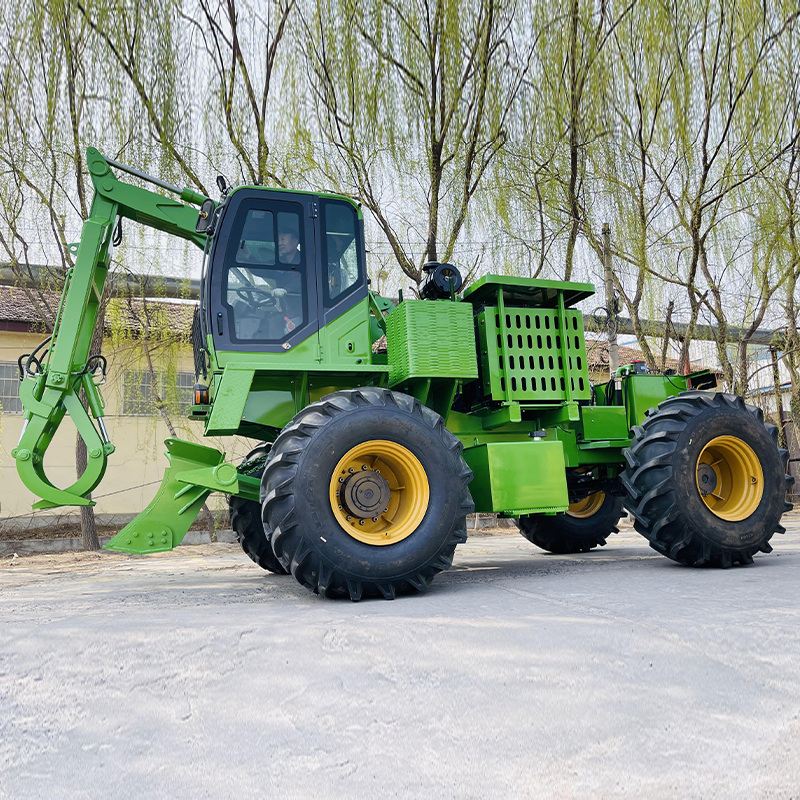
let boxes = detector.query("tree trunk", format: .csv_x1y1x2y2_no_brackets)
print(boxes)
771,347,788,448
75,435,101,550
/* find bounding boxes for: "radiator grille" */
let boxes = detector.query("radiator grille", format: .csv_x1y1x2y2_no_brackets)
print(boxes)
477,307,590,402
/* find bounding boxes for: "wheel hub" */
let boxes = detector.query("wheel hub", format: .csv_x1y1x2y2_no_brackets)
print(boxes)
567,491,605,518
341,470,391,519
695,435,763,521
329,440,430,546
696,462,718,496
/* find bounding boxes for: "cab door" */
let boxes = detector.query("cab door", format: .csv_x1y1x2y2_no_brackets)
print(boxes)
207,189,318,354
316,197,368,327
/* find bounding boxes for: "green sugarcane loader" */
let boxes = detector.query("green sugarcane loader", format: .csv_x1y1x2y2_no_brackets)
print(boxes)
13,149,793,599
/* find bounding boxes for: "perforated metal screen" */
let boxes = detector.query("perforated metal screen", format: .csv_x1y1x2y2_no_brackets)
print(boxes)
476,307,591,402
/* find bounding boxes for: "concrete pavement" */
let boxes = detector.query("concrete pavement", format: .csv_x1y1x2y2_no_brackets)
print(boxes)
1,523,799,798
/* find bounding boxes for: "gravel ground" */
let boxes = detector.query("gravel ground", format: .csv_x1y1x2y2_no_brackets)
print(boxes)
1,519,799,799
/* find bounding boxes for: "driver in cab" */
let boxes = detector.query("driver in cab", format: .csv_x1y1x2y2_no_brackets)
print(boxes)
278,221,302,265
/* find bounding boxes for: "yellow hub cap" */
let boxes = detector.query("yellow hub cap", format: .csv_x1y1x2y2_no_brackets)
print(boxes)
329,440,430,545
696,435,763,521
567,492,605,518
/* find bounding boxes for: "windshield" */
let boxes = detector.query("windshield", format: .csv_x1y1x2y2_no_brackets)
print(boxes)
222,203,307,342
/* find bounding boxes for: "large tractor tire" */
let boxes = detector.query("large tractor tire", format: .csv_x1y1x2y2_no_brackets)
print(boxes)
228,444,288,575
517,491,624,553
262,387,473,600
622,391,793,567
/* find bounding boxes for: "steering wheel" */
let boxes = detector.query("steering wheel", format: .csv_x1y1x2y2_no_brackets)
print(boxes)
236,286,278,308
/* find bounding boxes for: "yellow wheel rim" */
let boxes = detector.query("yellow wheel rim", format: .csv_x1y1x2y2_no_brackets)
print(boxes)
567,492,605,519
695,435,763,521
329,440,430,545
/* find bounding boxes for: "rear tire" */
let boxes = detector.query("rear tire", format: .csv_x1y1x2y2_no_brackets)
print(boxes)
262,388,473,600
228,444,288,574
622,391,792,567
517,492,624,553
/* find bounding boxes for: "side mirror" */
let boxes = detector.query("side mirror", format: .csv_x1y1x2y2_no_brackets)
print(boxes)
195,198,217,234
216,175,228,194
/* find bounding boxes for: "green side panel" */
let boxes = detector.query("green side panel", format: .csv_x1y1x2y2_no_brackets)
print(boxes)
318,298,373,363
105,438,225,554
477,307,591,402
206,367,255,435
385,300,478,386
213,328,320,370
624,374,688,428
462,441,569,515
580,406,629,440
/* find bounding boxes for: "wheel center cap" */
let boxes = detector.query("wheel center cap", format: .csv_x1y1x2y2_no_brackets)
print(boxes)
696,463,718,496
341,470,392,518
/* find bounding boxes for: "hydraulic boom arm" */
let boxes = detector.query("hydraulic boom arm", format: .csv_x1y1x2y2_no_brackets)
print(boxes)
13,148,208,509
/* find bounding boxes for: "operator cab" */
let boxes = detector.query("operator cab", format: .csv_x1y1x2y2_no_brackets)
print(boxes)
203,189,366,353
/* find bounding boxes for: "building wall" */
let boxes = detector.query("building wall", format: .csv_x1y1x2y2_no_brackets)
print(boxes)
1,330,255,521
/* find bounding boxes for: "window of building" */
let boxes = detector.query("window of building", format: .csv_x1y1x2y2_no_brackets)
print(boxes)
121,370,194,416
0,363,23,414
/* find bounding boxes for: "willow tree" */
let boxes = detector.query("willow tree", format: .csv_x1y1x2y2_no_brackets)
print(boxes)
79,0,300,191
645,1,799,375
585,0,685,371
304,0,529,287
77,0,210,191
0,0,121,548
769,20,800,448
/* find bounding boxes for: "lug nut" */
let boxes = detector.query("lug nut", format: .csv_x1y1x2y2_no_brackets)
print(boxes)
338,505,343,510
372,516,378,522
359,520,365,525
346,515,352,521
338,477,344,483
362,465,367,470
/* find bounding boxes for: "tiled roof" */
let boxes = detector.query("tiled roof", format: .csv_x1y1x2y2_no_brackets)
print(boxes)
0,285,195,335
0,286,58,325
585,336,712,374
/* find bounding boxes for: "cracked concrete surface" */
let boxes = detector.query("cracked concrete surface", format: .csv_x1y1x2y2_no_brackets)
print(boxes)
1,524,799,798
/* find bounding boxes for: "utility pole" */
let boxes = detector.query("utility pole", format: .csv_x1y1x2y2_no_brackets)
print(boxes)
602,223,619,372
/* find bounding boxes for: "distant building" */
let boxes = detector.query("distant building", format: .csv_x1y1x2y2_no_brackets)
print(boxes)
583,336,718,382
0,286,252,524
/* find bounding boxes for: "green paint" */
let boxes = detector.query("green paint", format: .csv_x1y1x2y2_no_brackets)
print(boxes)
463,441,569,514
105,439,225,553
15,149,723,553
385,300,478,386
206,368,255,435
14,149,205,510
580,407,629,440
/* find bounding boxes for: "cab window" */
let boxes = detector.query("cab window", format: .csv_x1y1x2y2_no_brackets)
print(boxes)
222,202,306,342
322,201,361,305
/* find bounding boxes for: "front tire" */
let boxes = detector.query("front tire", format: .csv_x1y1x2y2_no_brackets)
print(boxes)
517,491,624,553
228,444,288,574
622,391,792,567
262,388,473,600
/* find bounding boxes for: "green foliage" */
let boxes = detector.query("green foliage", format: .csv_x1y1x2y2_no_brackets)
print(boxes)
1,0,799,403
